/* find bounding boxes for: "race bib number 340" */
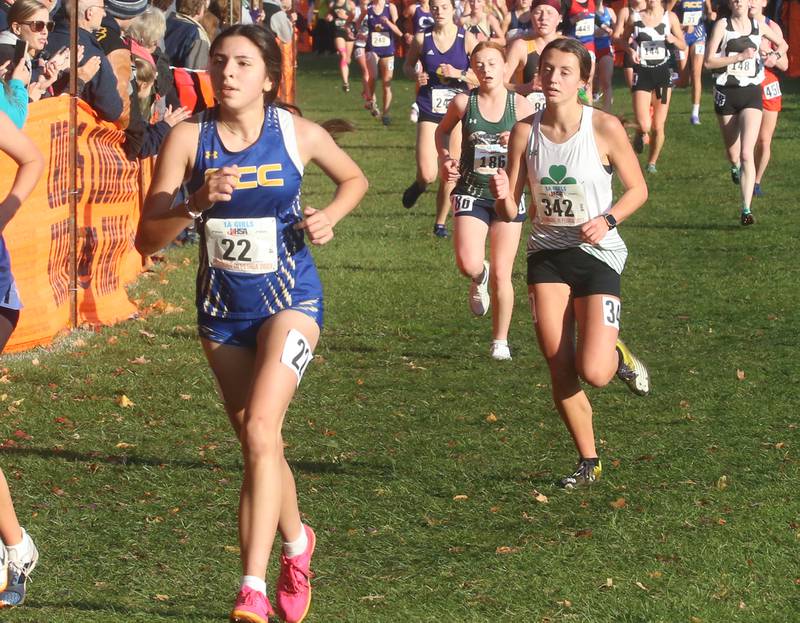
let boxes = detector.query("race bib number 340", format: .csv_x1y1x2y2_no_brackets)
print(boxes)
205,217,278,274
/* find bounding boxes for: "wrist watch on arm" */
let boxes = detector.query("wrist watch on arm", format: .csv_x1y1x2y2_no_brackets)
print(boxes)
603,213,617,230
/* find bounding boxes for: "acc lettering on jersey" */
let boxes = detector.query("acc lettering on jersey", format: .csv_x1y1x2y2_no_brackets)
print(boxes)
205,164,284,189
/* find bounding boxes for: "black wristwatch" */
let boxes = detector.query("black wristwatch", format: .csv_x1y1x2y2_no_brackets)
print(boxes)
603,213,617,230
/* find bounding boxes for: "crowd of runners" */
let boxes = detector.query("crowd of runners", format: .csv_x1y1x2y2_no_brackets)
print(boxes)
0,0,792,621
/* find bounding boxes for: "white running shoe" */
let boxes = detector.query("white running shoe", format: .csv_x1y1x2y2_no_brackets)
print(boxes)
468,261,490,316
490,342,511,361
0,529,38,608
409,102,419,123
0,544,7,593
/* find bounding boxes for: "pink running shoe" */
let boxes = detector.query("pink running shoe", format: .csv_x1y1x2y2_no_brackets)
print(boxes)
276,525,316,623
230,586,274,623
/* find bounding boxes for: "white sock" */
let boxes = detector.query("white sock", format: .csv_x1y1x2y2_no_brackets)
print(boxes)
282,526,308,558
691,104,700,116
241,575,267,596
5,528,33,564
492,339,508,347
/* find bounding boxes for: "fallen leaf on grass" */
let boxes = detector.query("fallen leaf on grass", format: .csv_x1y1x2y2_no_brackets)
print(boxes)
736,369,745,381
154,594,170,602
495,546,520,554
574,529,592,539
31,358,40,366
610,497,627,509
139,329,156,339
485,412,497,423
51,486,66,496
716,475,728,490
224,545,240,554
13,429,31,440
359,594,385,602
116,395,134,408
179,394,192,401
115,442,136,449
453,494,468,501
532,490,548,504
557,599,572,608
635,581,648,591
648,571,663,579
600,577,613,589
0,375,10,384
130,356,150,365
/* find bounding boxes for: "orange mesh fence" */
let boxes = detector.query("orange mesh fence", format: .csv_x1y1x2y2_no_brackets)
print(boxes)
0,97,142,352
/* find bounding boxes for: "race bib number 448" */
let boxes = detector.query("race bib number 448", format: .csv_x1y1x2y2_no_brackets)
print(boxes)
205,217,278,274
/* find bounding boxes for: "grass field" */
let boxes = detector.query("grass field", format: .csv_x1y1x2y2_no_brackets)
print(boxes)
2,54,798,622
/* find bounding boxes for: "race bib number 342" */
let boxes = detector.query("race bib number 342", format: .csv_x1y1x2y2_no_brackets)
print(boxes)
205,217,278,274
533,183,590,226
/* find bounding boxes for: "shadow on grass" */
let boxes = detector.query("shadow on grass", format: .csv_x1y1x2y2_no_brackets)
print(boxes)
1,446,392,477
25,599,223,621
625,222,741,231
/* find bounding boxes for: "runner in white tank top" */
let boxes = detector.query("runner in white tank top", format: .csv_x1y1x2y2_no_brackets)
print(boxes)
492,38,651,489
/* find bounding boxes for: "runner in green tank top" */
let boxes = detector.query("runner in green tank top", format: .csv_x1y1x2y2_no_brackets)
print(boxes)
435,41,532,361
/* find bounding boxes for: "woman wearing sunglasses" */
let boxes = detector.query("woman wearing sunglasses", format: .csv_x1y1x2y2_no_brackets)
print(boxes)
0,0,70,101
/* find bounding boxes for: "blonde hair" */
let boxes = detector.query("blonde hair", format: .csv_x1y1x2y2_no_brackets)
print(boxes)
126,7,167,50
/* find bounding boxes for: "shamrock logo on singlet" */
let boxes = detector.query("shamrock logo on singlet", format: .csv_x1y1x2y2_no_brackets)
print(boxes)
540,165,577,185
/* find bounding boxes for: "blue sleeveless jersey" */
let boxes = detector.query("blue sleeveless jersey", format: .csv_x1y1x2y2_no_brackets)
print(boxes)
595,6,612,53
187,106,323,320
413,5,434,34
366,3,396,56
416,26,469,118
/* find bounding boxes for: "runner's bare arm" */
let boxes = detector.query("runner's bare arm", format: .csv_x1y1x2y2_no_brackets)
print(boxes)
0,112,44,234
593,111,647,226
492,119,531,221
136,120,205,255
294,116,368,243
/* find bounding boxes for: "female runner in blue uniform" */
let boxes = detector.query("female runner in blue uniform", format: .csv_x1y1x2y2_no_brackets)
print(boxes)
0,109,44,609
136,25,368,623
492,38,650,487
365,0,404,125
668,0,712,125
403,0,477,237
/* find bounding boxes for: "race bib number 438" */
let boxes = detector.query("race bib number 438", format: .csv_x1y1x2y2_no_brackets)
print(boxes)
205,217,278,274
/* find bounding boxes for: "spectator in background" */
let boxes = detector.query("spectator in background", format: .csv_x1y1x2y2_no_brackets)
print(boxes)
126,5,180,110
95,0,150,130
0,0,71,101
0,0,14,32
165,0,211,69
128,42,190,156
47,0,123,122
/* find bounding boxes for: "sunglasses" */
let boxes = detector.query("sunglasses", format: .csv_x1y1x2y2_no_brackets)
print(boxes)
20,20,55,33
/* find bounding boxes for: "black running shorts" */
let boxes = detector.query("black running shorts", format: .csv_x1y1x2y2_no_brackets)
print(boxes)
527,247,621,298
713,84,762,115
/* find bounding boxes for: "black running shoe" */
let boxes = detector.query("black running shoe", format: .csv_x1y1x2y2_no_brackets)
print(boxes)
381,115,391,126
433,224,449,238
730,165,740,185
741,211,754,226
559,458,602,489
633,132,644,154
402,182,425,209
